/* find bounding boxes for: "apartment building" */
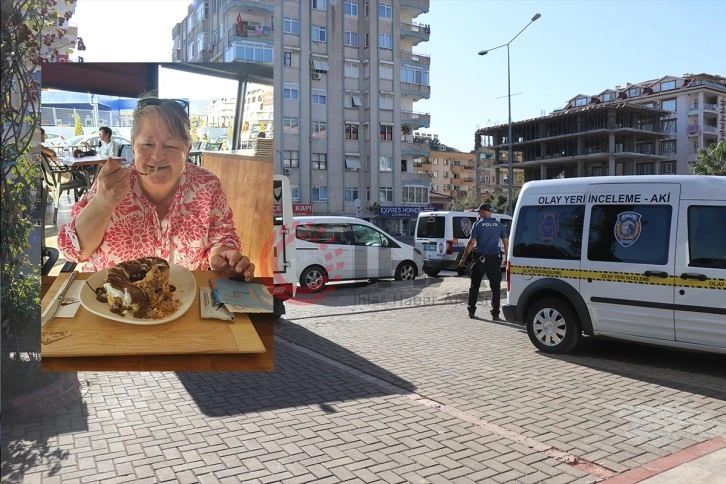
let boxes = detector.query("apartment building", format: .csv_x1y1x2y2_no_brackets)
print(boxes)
171,0,432,233
423,141,476,202
474,72,725,188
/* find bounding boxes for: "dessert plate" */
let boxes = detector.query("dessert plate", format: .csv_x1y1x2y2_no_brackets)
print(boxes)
79,263,196,325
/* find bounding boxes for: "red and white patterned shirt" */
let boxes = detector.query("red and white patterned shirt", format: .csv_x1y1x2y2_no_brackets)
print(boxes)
58,163,241,271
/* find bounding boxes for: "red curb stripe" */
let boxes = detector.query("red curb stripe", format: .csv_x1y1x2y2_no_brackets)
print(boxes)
601,436,726,484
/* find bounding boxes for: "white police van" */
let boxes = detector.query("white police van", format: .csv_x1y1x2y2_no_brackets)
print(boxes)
414,211,512,277
504,175,726,354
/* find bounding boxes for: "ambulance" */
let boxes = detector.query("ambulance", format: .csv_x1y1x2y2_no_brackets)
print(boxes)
503,175,726,354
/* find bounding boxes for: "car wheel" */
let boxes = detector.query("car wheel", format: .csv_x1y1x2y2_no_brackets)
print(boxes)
395,261,416,281
526,297,581,354
423,267,440,277
299,265,327,293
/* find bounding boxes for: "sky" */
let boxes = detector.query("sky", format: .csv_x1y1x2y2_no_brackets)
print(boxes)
70,0,726,151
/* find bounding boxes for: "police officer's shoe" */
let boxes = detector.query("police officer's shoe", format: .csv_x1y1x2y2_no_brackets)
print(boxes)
491,311,501,321
468,309,476,319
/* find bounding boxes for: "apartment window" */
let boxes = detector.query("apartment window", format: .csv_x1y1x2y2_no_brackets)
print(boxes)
229,41,273,62
344,31,358,47
312,25,327,42
661,140,677,154
443,159,449,166
345,61,359,78
401,65,429,85
592,166,604,176
378,93,393,110
379,155,393,171
379,186,393,202
661,80,676,91
345,124,359,140
432,171,438,178
662,98,677,111
344,187,359,202
663,119,676,134
283,83,299,100
629,87,640,97
284,51,292,66
312,90,327,105
380,124,393,141
602,92,615,102
312,186,327,202
345,157,362,170
344,0,358,16
351,94,362,107
312,121,327,137
443,171,449,178
283,117,299,134
661,161,675,174
283,16,300,35
364,33,369,48
283,150,300,168
379,33,393,49
635,163,654,175
312,153,327,170
290,184,300,202
312,0,326,10
379,64,393,80
378,2,392,18
575,97,587,107
433,184,438,191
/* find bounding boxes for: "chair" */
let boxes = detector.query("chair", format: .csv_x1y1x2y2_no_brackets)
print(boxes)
204,142,222,151
192,141,202,150
40,153,89,223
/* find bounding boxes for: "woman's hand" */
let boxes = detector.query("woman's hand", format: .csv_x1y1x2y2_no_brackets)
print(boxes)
94,159,130,209
210,248,255,281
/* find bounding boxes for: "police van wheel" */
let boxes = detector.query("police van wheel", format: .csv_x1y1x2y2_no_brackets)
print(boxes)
526,297,581,354
423,267,440,277
300,265,327,293
395,261,417,281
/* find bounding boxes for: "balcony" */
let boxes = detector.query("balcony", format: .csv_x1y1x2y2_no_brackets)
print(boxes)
400,50,430,67
703,103,719,112
401,172,430,183
401,110,430,128
401,140,431,156
703,124,719,134
225,40,274,63
400,21,430,45
227,24,273,42
400,0,430,16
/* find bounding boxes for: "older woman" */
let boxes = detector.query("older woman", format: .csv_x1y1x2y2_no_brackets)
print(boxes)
58,97,254,279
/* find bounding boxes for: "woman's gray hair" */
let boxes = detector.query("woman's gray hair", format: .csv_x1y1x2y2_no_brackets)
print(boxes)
131,94,193,149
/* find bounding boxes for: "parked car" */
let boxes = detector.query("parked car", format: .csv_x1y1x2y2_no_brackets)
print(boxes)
64,133,131,153
294,216,423,292
43,132,66,149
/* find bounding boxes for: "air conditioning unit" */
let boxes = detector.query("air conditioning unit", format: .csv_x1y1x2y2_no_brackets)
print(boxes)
311,72,320,80
283,168,291,175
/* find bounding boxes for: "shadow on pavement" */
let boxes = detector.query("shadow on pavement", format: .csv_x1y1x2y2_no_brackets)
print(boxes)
177,320,416,417
539,337,726,400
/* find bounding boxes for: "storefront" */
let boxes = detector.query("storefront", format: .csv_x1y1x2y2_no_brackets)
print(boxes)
375,205,436,237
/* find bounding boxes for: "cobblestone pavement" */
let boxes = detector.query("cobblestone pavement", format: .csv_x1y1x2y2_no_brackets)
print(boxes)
3,276,725,483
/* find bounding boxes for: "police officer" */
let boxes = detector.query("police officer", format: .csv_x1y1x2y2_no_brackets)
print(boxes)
459,203,509,320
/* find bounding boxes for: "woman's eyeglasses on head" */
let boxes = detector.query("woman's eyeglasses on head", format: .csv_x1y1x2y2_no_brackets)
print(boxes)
137,98,190,114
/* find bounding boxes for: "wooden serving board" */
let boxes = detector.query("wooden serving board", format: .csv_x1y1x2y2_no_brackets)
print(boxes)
41,271,266,358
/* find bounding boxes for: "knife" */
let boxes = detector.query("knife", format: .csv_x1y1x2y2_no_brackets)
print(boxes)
41,271,78,326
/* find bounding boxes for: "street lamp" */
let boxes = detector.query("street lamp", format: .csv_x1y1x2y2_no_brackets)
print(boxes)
479,13,541,215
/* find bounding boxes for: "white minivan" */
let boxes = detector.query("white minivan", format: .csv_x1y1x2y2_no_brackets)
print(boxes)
504,175,726,355
294,216,424,292
414,211,512,277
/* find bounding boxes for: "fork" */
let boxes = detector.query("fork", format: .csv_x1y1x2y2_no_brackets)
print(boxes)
132,166,159,176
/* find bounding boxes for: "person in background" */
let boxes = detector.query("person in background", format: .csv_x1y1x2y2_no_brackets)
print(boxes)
57,96,255,279
97,126,118,158
458,203,509,320
40,128,58,160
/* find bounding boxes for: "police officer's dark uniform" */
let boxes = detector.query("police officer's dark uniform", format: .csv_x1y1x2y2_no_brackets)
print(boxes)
459,203,509,320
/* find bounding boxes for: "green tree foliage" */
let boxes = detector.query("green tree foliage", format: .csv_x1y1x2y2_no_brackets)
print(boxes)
692,142,726,176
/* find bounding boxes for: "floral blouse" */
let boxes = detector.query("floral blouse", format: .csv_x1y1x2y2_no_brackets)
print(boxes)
58,163,241,271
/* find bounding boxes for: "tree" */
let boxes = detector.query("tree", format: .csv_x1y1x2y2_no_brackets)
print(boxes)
73,111,83,135
448,196,478,211
692,141,726,176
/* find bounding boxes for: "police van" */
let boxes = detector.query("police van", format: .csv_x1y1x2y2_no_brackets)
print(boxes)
504,175,726,354
414,210,512,277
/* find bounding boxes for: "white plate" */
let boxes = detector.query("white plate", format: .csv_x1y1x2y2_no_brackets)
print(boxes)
79,263,196,325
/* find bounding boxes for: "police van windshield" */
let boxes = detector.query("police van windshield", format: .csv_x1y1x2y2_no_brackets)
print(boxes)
417,216,445,238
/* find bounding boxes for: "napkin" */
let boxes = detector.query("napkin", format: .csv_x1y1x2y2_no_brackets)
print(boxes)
54,280,84,318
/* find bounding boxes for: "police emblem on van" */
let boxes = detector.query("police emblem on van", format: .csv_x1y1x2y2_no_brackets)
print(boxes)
614,211,642,247
538,211,559,243
461,218,473,237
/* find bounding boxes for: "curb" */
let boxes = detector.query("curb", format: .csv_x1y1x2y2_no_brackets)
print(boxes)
1,372,81,424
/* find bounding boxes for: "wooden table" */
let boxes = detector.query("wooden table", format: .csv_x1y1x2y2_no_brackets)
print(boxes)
56,155,125,188
40,271,274,372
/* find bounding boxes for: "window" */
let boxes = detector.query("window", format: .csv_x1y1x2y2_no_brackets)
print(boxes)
283,150,299,168
380,124,393,141
379,155,392,172
364,1,369,16
344,31,358,47
284,51,292,66
635,162,654,175
344,0,358,16
378,2,392,18
311,58,329,72
228,41,273,62
312,25,327,42
401,65,429,85
628,87,640,98
312,0,326,11
661,161,675,174
312,91,327,105
688,205,726,269
345,124,359,139
575,97,587,107
661,140,677,154
379,93,393,110
660,80,676,91
283,83,299,100
401,185,429,204
662,119,676,134
379,186,393,202
345,157,362,170
344,187,359,202
283,16,300,35
351,224,386,247
379,33,392,49
602,92,615,102
512,205,585,260
364,33,369,48
592,166,604,176
443,171,449,178
351,94,362,107
662,98,677,111
296,223,351,245
379,64,393,79
283,117,299,134
345,61,359,78
589,205,671,264
312,186,327,202
312,121,327,137
312,153,327,170
290,184,300,202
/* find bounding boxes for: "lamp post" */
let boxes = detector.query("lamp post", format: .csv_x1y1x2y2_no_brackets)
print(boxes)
479,13,541,215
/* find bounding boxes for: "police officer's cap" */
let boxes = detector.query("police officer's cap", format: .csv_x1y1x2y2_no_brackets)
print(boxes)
477,203,492,212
